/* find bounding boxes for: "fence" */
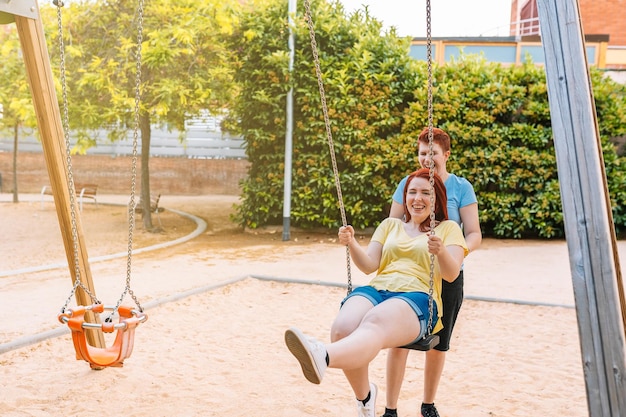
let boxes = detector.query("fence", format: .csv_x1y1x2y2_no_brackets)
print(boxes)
0,126,246,159
0,150,249,195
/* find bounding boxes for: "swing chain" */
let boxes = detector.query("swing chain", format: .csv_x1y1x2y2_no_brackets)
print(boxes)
114,0,146,315
425,0,436,337
55,0,145,315
303,0,353,293
55,1,100,313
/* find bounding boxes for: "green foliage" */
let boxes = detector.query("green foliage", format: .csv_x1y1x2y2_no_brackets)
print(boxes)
591,71,626,233
391,59,626,238
231,1,626,239
0,26,37,135
41,0,239,148
231,0,420,228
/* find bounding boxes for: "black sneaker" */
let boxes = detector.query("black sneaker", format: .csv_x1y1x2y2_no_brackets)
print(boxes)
421,403,440,417
380,413,397,417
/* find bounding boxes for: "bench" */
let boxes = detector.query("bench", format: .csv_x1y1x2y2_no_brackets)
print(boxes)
41,183,98,211
130,193,163,227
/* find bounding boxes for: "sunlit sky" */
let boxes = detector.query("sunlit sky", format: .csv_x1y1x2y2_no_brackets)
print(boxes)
338,0,513,37
52,1,513,38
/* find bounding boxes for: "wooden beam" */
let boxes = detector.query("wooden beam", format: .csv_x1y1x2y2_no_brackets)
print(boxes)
536,0,626,415
14,2,105,349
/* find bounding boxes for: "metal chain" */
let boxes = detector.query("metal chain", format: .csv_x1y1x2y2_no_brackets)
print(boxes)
297,0,435,308
302,0,353,293
425,0,436,336
112,0,145,314
55,0,145,314
55,0,100,313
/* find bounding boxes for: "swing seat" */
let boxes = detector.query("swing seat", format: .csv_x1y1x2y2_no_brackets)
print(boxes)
401,334,440,352
58,304,147,369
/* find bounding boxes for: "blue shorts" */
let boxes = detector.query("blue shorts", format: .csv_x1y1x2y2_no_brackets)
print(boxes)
341,285,439,344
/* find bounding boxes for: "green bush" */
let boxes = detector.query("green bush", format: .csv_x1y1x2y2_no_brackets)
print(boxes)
230,0,420,228
230,0,626,238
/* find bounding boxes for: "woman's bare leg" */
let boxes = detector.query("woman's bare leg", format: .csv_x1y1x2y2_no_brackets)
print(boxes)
423,349,445,403
385,347,410,409
327,298,421,398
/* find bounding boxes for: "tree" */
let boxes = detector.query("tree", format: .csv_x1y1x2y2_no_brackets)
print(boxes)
0,24,38,203
43,0,239,230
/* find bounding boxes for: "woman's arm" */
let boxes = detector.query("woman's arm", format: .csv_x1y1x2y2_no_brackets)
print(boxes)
459,202,482,253
338,225,382,274
389,201,404,219
427,234,465,282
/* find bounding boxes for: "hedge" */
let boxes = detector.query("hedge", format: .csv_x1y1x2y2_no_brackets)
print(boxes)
229,0,626,238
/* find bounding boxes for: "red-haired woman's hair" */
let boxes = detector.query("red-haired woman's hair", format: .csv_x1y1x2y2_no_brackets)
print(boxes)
417,127,451,153
403,168,448,231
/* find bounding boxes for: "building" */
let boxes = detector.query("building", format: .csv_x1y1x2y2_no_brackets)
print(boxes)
410,35,608,68
510,0,626,69
411,0,626,77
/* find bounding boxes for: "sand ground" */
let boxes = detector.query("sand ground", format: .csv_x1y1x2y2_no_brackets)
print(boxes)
1,193,625,416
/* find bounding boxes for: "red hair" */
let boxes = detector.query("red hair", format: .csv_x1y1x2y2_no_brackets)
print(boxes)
417,127,451,153
403,168,448,231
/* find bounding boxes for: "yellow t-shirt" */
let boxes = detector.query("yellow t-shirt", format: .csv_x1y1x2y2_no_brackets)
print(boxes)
369,218,468,332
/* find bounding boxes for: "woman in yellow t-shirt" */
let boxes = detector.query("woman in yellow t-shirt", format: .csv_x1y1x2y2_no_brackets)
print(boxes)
285,168,468,417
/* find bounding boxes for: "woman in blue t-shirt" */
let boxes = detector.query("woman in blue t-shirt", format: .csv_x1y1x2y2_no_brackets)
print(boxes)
385,127,482,417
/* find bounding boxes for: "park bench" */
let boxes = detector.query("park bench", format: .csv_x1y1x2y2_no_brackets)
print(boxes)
41,183,98,211
130,193,163,227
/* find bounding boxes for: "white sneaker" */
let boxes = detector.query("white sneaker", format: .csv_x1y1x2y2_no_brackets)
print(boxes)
284,327,327,384
356,383,377,417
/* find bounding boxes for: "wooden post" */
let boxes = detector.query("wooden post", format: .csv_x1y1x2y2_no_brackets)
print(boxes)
536,0,626,415
11,1,105,348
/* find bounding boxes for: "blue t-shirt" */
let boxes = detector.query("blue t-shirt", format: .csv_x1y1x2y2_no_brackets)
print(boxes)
392,173,477,227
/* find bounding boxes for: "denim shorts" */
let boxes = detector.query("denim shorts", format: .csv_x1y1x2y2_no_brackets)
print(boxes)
341,285,439,344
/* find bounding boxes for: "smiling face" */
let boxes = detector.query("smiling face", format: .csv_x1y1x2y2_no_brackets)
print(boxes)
405,176,434,225
402,168,449,231
418,141,450,176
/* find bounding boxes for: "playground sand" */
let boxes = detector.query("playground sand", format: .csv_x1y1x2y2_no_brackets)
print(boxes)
1,194,620,416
